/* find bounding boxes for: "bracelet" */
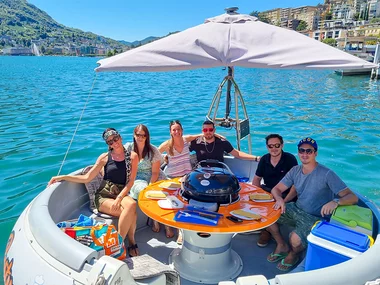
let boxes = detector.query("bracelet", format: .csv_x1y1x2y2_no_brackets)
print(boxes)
117,195,123,200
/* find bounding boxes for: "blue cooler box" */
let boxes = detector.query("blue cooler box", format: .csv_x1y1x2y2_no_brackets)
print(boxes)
305,221,371,271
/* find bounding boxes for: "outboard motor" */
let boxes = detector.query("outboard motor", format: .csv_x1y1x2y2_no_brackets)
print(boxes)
181,160,240,205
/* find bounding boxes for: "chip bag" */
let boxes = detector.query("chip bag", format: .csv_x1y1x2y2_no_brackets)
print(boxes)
90,224,126,260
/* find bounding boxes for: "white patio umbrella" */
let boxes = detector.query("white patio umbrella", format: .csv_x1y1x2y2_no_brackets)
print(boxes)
95,8,378,153
96,10,377,72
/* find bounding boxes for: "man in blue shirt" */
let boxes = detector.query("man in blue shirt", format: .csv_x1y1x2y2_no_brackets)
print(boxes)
266,137,358,271
252,134,298,247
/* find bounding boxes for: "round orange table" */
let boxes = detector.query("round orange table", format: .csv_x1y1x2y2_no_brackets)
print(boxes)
138,179,281,284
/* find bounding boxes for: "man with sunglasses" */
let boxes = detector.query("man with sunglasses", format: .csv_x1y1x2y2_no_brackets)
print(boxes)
265,137,358,271
252,134,298,248
189,120,260,163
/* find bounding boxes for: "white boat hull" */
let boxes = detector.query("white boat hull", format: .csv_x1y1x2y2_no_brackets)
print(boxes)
4,158,380,285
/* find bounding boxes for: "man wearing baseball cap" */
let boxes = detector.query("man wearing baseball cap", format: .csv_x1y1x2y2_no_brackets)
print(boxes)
265,137,358,271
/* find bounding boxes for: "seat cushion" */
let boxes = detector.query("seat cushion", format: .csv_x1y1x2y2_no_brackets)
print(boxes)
81,165,103,212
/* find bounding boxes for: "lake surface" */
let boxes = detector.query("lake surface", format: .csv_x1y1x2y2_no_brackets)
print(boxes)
0,56,379,278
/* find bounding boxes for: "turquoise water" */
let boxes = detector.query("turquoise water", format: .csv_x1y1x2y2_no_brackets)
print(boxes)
0,56,379,277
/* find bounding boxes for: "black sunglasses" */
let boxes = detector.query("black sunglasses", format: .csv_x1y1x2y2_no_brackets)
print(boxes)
170,120,181,125
135,133,146,138
298,147,315,154
267,143,281,149
106,135,120,145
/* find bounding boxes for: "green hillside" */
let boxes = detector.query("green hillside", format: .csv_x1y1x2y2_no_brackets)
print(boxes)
0,0,127,51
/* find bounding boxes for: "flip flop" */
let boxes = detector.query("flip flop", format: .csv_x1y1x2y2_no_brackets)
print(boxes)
267,252,288,263
276,257,300,271
128,244,139,257
176,231,183,245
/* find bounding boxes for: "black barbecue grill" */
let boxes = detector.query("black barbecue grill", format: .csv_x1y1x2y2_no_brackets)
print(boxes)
180,160,240,205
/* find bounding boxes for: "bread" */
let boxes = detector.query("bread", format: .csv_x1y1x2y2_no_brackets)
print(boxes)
146,191,167,199
159,181,181,189
231,210,261,220
250,193,272,200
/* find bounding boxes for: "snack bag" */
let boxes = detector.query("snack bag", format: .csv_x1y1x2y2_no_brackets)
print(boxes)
90,224,126,260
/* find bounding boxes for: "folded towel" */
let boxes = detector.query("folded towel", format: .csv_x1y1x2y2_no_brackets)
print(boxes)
159,181,181,189
146,191,167,199
250,193,273,200
231,210,261,220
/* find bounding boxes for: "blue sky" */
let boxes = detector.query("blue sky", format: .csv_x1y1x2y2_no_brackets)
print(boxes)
27,0,322,42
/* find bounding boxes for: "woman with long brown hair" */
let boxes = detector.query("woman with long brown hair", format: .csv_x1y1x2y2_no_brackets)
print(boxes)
124,124,173,237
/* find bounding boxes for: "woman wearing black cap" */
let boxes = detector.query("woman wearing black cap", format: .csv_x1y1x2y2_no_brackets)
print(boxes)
48,127,140,256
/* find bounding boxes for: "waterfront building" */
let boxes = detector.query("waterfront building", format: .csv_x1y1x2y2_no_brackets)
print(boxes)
368,0,380,18
2,47,33,56
331,3,355,19
291,6,321,30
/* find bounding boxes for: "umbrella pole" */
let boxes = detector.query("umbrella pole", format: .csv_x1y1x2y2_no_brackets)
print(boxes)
206,67,252,154
225,67,233,119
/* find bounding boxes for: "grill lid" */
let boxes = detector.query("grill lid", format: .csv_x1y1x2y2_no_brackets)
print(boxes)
181,160,240,204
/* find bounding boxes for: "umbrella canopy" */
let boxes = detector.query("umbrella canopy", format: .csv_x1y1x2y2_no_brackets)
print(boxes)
96,12,377,72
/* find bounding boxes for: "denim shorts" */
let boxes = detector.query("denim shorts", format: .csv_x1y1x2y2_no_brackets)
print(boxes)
277,202,320,248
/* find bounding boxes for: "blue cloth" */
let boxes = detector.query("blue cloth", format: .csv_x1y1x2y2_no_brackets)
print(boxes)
75,214,97,227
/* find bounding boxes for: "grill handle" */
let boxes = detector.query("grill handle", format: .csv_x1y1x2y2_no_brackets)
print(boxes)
196,159,234,176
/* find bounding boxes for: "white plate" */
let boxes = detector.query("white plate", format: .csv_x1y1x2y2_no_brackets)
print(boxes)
251,198,275,203
158,182,181,190
230,209,261,220
145,190,169,200
158,196,184,209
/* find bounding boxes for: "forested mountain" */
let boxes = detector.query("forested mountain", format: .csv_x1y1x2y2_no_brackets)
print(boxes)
0,0,126,50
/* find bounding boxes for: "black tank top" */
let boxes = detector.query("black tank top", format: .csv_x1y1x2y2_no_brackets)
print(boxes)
104,152,127,185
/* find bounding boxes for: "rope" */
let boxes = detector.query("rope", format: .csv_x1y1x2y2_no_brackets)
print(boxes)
57,73,98,175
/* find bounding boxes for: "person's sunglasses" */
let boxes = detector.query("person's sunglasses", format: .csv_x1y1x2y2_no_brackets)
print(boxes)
135,133,146,138
267,143,281,149
106,135,120,145
170,120,181,126
202,128,214,133
298,147,315,154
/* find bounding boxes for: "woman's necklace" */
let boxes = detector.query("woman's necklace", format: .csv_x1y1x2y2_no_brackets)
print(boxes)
204,138,215,153
112,151,125,161
173,141,184,153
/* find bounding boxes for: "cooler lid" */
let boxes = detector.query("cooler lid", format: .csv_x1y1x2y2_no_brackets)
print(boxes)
311,221,370,252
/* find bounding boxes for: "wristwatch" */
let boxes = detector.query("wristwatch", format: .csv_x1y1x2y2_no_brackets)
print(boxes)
333,198,340,206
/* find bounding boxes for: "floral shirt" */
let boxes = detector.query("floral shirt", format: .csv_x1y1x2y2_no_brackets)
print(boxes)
125,142,166,182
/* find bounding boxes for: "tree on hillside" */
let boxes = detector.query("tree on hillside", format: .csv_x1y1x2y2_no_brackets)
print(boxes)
249,10,270,23
324,12,332,20
370,18,380,23
296,20,308,31
322,38,337,47
250,10,259,17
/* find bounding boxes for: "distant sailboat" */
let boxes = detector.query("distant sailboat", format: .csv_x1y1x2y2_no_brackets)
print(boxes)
32,43,42,56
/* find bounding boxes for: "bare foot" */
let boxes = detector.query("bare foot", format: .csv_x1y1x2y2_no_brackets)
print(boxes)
165,226,174,238
273,243,289,255
151,221,160,233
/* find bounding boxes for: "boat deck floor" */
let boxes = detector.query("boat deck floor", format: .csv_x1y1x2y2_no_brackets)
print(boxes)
134,225,294,285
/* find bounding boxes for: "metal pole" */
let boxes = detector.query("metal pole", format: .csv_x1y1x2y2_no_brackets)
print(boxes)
225,67,233,119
